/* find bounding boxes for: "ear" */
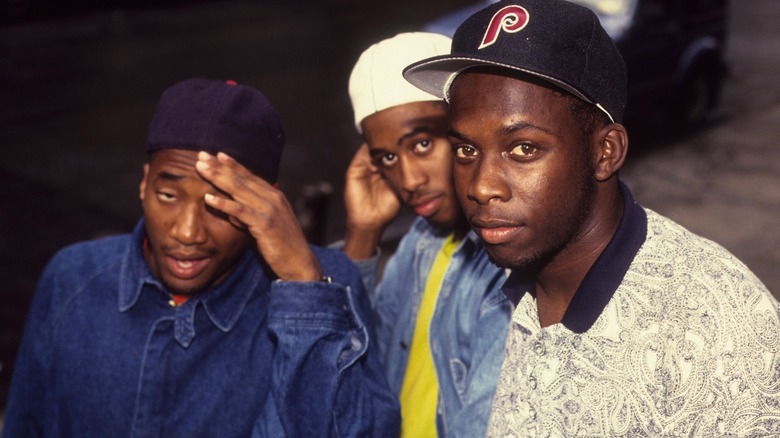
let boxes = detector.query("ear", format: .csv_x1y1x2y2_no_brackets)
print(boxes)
593,124,628,182
139,163,150,202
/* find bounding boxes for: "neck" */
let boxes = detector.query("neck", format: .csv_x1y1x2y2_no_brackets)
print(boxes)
451,213,471,241
433,212,470,241
534,183,624,327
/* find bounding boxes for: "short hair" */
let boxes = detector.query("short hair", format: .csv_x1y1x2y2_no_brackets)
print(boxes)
567,94,613,140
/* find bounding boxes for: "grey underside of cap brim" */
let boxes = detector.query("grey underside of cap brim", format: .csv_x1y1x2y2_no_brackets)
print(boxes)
404,56,612,121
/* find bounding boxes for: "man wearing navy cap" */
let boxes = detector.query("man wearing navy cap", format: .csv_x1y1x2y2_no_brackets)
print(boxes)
3,78,399,437
404,0,780,435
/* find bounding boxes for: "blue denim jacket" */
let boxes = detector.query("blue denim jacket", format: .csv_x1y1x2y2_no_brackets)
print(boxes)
3,220,399,438
355,217,511,437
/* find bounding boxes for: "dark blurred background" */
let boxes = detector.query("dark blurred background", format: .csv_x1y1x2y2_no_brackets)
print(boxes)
1,0,779,420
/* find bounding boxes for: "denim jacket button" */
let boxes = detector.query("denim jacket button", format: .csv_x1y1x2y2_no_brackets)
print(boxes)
350,335,362,351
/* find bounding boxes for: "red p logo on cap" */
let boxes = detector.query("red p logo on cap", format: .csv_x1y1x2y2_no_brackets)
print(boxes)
480,5,530,49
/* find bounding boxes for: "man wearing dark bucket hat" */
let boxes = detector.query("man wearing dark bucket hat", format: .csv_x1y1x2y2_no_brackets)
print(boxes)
404,0,780,435
3,78,399,437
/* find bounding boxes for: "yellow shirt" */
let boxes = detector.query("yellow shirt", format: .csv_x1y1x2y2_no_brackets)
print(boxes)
399,233,458,437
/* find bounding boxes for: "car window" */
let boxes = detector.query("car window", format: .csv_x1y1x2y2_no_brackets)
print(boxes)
568,0,637,40
568,0,632,16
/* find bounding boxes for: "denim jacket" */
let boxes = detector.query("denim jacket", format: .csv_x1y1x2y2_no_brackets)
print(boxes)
3,220,399,438
355,217,511,437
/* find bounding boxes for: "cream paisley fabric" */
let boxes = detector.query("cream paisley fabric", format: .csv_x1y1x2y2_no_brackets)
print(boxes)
487,209,780,437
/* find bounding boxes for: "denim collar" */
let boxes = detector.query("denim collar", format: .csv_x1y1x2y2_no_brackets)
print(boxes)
118,220,269,335
502,181,647,333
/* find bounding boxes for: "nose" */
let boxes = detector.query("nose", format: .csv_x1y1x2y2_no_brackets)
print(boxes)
170,202,208,245
466,156,510,205
399,157,428,195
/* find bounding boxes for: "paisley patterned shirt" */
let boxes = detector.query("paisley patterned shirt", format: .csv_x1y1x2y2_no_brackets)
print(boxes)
487,185,780,437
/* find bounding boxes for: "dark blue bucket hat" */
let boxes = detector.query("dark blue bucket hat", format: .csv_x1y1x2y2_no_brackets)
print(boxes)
147,78,285,183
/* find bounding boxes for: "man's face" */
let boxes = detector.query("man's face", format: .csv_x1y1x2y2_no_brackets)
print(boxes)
448,71,597,271
362,101,462,230
139,149,251,295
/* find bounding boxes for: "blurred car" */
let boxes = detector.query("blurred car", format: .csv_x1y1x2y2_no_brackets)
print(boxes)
424,0,729,127
1,0,194,22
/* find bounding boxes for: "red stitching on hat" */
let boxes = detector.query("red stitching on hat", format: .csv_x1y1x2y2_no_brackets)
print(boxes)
226,80,237,86
480,5,530,49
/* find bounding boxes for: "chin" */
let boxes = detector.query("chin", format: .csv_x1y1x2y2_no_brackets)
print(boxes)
162,278,209,296
425,215,456,232
486,245,552,274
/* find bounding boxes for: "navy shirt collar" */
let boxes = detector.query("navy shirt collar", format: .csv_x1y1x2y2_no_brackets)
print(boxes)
118,219,269,334
502,182,647,333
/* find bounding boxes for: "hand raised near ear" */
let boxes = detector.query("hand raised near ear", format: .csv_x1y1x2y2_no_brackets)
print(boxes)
343,143,402,260
195,151,322,282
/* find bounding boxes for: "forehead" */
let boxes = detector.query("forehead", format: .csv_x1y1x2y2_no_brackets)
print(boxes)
148,149,199,176
449,70,577,127
361,101,447,146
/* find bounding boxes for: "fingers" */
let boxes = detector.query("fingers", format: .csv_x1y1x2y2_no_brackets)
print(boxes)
203,193,258,227
348,143,378,174
195,151,272,201
197,152,323,282
197,151,290,229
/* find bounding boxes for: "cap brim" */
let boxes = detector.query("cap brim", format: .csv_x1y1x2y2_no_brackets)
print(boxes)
404,54,596,109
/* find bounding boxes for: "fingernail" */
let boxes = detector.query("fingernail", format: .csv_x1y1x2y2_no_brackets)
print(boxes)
217,152,231,162
204,193,215,203
196,160,210,171
198,151,212,161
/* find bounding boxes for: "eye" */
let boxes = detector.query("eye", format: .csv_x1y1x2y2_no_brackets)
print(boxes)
453,145,479,163
156,191,176,203
509,144,538,160
412,139,432,154
378,153,398,168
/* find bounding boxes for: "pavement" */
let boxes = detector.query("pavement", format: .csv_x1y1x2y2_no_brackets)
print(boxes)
620,0,780,297
0,0,779,419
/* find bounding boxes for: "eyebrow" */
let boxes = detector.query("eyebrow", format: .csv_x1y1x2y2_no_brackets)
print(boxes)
397,126,435,147
368,126,438,159
449,120,554,142
156,171,185,182
501,120,555,136
368,148,387,160
448,128,470,143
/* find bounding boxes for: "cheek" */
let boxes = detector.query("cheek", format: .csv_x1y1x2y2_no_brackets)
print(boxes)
425,156,453,189
210,221,250,253
381,169,405,195
141,203,168,239
453,166,474,206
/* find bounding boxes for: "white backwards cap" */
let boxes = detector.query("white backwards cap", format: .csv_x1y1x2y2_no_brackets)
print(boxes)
348,32,452,133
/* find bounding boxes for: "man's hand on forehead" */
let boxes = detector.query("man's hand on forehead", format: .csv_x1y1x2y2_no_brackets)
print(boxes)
195,151,323,282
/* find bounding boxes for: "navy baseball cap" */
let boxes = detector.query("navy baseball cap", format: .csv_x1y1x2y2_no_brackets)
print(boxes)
404,0,627,123
147,78,285,183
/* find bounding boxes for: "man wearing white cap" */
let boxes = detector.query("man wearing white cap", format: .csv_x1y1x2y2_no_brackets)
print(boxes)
343,32,511,437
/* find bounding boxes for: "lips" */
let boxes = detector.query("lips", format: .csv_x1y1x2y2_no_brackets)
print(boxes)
409,193,443,218
166,254,210,280
470,217,523,245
